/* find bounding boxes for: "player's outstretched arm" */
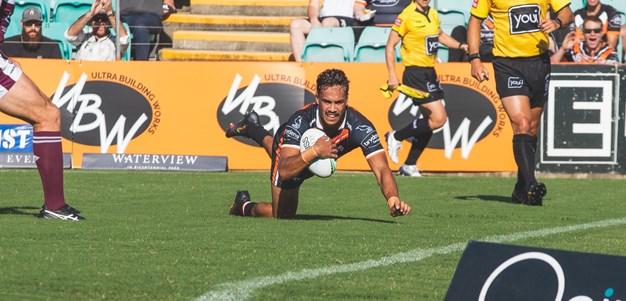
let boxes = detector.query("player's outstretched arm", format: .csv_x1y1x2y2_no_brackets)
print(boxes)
367,151,411,217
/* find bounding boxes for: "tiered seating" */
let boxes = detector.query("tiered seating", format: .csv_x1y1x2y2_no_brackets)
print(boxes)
41,21,72,59
51,0,91,23
353,26,390,62
301,27,354,62
161,0,305,61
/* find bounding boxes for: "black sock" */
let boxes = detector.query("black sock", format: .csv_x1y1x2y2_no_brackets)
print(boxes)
247,125,271,146
394,119,431,141
404,130,433,165
513,134,537,189
243,201,256,217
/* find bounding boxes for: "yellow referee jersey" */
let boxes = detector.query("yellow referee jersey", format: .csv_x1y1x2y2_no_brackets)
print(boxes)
470,0,570,58
392,4,440,67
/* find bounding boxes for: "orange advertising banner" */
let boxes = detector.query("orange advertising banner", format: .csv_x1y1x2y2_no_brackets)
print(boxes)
0,59,516,172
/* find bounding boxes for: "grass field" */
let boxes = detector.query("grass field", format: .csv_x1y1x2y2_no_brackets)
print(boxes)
1,169,625,300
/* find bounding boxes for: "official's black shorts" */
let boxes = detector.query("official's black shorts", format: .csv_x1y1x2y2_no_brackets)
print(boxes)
269,123,313,190
492,52,551,107
402,66,444,104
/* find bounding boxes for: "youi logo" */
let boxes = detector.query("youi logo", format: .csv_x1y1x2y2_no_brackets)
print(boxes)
508,4,541,35
425,35,439,56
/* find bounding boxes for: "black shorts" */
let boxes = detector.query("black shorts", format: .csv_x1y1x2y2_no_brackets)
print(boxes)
402,66,444,104
318,16,357,27
492,52,551,107
269,124,313,190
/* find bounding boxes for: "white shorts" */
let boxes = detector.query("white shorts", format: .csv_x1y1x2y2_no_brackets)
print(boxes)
0,52,24,99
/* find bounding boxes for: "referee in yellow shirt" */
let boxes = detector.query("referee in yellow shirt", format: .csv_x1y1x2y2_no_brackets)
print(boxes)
384,0,468,177
468,0,573,205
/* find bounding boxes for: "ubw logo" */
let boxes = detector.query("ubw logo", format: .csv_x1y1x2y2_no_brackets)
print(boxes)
390,92,493,159
509,4,541,35
220,74,281,135
52,72,151,153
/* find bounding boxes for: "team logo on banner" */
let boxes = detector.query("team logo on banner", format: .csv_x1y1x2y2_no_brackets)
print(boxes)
51,72,160,153
387,76,502,159
217,73,316,146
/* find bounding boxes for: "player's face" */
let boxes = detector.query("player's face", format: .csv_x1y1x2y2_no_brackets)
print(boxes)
317,85,348,129
22,20,42,40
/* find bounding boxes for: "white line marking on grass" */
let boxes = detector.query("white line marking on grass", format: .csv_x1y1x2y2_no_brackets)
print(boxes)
195,217,626,301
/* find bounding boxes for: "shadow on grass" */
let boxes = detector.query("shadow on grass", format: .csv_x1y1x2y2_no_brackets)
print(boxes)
295,214,397,224
0,206,39,216
454,195,516,204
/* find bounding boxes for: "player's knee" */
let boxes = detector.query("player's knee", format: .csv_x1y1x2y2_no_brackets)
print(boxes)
42,101,61,125
429,114,447,130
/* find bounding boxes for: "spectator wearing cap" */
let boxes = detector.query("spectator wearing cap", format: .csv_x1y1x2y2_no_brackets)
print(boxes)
65,0,129,61
1,7,62,59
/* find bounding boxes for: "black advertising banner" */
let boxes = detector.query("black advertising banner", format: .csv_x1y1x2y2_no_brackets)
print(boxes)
538,64,625,174
445,241,626,301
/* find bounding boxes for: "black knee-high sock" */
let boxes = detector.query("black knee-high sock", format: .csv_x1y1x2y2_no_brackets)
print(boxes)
513,134,537,189
247,125,271,146
394,119,432,141
404,130,433,165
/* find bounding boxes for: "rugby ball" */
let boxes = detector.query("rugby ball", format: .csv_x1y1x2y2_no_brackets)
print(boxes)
299,128,336,178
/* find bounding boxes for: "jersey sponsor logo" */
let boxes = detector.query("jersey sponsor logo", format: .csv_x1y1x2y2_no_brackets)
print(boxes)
508,77,524,88
361,132,380,149
472,0,478,8
426,81,440,92
425,35,439,56
508,4,541,35
217,73,316,147
284,127,301,142
394,17,402,26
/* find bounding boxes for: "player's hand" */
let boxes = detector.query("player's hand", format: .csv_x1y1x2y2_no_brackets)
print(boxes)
539,18,558,34
387,79,400,90
313,136,338,159
459,43,469,53
470,60,489,82
387,197,410,217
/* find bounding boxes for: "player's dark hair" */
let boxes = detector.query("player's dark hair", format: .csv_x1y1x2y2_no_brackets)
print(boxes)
316,69,350,97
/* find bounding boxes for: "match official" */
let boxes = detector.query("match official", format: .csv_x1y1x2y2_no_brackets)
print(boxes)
384,0,469,177
468,0,573,205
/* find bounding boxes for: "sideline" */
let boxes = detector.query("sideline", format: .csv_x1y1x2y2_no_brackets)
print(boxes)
194,217,626,301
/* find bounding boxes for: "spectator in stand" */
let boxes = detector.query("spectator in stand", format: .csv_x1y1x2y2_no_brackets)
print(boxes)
551,15,619,64
65,0,129,61
121,0,176,61
290,0,359,62
448,14,495,62
1,7,62,59
354,0,413,27
569,0,621,53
